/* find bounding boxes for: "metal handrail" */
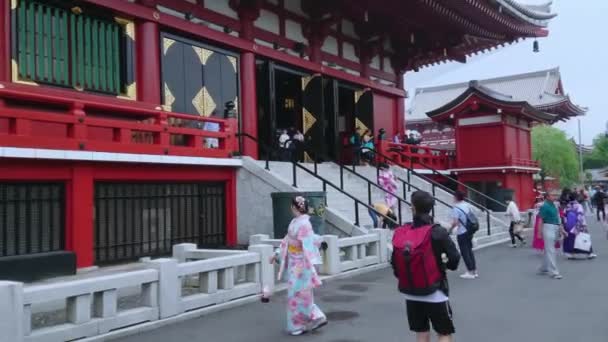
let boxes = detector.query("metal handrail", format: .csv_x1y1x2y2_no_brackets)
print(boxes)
237,133,400,228
364,147,496,236
381,146,508,211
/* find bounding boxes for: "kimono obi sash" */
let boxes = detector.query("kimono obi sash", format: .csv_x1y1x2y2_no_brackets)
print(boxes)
288,244,303,254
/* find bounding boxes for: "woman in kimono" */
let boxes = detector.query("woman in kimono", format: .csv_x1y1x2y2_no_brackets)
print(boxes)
273,196,327,336
563,193,597,259
378,163,398,210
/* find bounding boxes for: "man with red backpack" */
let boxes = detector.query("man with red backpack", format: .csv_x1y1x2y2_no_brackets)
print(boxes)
392,191,461,342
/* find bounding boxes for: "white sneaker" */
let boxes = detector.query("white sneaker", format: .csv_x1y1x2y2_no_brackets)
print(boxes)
460,272,476,279
289,330,305,336
588,253,597,259
311,318,328,331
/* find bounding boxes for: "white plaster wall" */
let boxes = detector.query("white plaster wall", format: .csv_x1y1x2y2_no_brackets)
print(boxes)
255,9,280,34
285,19,307,44
322,36,339,55
370,55,381,69
343,42,359,63
383,57,394,74
344,68,361,76
284,0,307,17
341,19,358,38
254,39,275,48
205,0,238,19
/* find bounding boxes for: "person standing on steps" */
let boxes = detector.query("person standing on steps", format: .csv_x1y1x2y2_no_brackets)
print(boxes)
450,191,478,279
271,196,327,336
538,192,568,280
350,127,362,166
392,190,461,342
505,196,526,248
378,163,398,210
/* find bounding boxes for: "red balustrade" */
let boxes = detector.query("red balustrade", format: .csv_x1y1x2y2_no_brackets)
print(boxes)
508,157,540,168
377,140,452,170
0,83,237,158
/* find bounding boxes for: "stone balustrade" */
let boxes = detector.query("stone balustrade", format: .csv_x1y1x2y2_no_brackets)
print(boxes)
0,233,388,342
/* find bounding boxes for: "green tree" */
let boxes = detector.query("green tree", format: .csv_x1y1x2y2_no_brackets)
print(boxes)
583,134,608,169
532,125,580,187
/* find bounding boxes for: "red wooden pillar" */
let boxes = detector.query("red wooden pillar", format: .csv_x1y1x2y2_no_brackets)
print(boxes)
238,6,260,159
0,0,10,82
225,171,237,246
136,20,161,104
67,166,94,268
239,51,258,159
396,71,406,135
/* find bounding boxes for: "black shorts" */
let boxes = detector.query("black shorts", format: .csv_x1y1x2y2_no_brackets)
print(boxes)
406,300,455,336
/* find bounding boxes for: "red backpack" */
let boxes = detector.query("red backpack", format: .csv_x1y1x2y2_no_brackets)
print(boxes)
392,224,443,295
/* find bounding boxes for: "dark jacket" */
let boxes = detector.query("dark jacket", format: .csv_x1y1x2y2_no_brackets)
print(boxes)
391,214,460,296
593,191,606,206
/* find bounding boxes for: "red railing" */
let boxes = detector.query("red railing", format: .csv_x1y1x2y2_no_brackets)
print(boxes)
377,140,453,170
0,83,237,158
509,156,540,168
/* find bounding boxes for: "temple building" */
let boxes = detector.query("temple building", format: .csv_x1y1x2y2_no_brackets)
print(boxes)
406,68,586,209
0,0,557,278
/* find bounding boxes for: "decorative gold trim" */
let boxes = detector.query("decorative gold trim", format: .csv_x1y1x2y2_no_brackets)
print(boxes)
355,118,369,133
301,75,312,91
203,86,216,117
163,83,175,111
11,59,38,86
302,108,317,134
11,0,18,10
201,48,213,65
162,104,172,111
355,89,364,103
228,56,238,73
71,6,83,15
304,152,313,163
192,88,205,116
163,38,176,56
116,82,137,101
115,17,136,41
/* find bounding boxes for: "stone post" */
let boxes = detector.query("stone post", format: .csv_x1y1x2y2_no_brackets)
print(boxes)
146,258,180,319
372,229,389,263
248,245,275,293
321,235,340,275
249,234,270,246
0,281,24,342
172,243,197,263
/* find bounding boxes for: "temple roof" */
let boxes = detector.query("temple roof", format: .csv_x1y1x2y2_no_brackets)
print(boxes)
338,0,558,70
408,67,587,123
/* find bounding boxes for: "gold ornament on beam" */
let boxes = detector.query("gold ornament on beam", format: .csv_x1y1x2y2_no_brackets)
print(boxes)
302,108,317,135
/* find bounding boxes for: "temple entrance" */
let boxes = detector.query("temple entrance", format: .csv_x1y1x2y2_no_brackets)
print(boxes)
256,60,371,163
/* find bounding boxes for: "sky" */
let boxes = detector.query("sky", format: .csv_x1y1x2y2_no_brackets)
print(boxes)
404,0,608,145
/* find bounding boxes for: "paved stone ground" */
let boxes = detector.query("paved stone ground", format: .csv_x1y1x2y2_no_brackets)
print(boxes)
116,220,608,342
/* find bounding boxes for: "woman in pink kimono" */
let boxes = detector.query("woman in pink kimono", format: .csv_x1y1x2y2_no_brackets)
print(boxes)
378,163,398,209
273,196,327,336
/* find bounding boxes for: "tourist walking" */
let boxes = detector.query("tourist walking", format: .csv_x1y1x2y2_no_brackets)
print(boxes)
378,163,398,209
505,197,526,247
580,188,591,215
592,185,606,222
562,193,597,260
272,196,327,336
450,191,478,279
538,192,567,279
392,190,460,342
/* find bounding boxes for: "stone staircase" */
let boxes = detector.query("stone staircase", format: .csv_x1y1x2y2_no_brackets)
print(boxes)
252,159,512,246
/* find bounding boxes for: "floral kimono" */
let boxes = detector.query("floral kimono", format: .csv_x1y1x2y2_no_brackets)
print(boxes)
278,214,326,333
378,168,398,208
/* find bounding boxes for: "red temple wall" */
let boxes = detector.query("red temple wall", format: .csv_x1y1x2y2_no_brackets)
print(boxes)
0,159,238,268
456,124,505,167
373,93,398,137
